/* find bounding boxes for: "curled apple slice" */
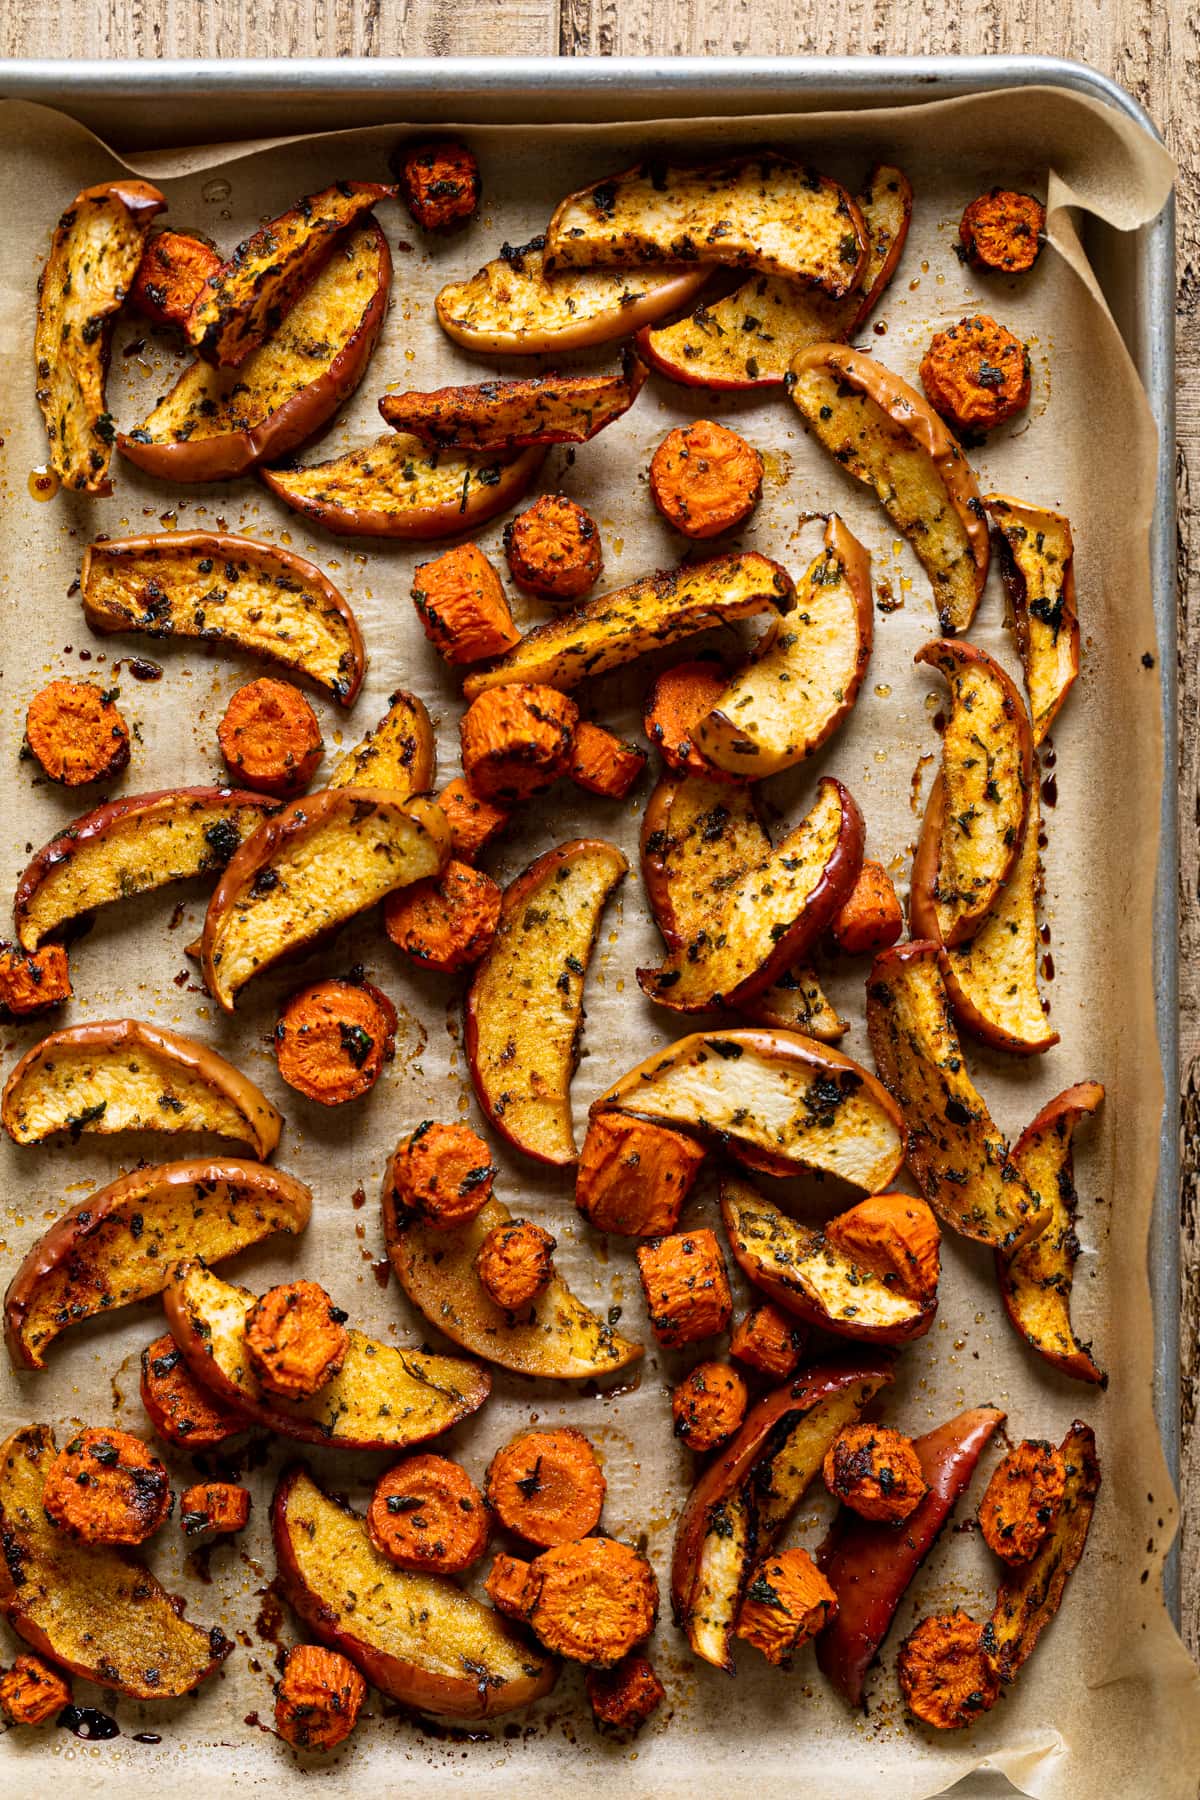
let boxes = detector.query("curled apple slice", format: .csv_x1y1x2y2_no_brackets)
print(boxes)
545,153,868,298
720,1176,938,1344
638,163,912,390
866,942,1047,1251
985,495,1079,745
694,516,873,777
592,1028,905,1190
789,343,989,635
466,839,627,1165
671,1360,893,1670
436,236,709,354
911,772,1057,1054
638,777,863,1012
327,688,436,796
383,1191,642,1379
461,552,793,698
164,1261,490,1450
82,532,366,704
1,1018,281,1157
913,640,1033,947
379,351,646,451
997,1082,1105,1384
201,789,449,1011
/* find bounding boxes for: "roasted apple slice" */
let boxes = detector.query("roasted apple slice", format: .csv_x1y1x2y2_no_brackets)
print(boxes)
638,163,912,390
545,154,868,298
187,181,395,366
985,494,1079,745
465,840,627,1165
911,773,1057,1054
327,688,436,796
694,516,873,777
81,532,366,705
593,1029,905,1190
273,1464,556,1717
817,1406,1006,1705
200,789,449,1011
638,777,863,1012
789,344,990,635
866,943,1047,1251
2,1019,282,1157
912,640,1033,946
720,1176,938,1344
383,1191,642,1378
0,1423,230,1697
997,1082,1105,1384
461,552,794,698
435,235,709,353
119,220,390,482
14,786,277,952
671,1360,893,1670
986,1420,1100,1680
262,432,545,540
640,772,845,1038
379,352,646,451
35,179,166,493
164,1261,490,1450
5,1157,311,1371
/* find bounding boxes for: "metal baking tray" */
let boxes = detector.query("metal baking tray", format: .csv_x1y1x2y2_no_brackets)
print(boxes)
0,51,1179,1624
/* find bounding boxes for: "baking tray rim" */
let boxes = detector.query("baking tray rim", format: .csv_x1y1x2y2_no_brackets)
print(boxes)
0,51,1179,1617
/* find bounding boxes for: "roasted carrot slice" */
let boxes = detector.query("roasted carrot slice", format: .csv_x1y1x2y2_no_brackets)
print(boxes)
476,1218,556,1310
586,1655,665,1734
140,1333,245,1449
274,977,397,1106
830,860,904,956
434,778,511,861
636,1229,732,1348
978,1439,1067,1565
898,1610,1000,1729
460,684,579,802
385,860,502,973
643,659,736,780
394,140,480,231
387,1120,496,1229
0,1655,71,1726
649,420,763,539
42,1427,171,1546
25,679,130,787
729,1302,804,1379
217,678,323,798
411,543,520,664
822,1423,927,1523
179,1481,251,1538
275,1645,365,1752
243,1279,349,1399
919,314,1031,436
566,721,647,799
504,494,604,601
0,944,71,1018
574,1112,706,1236
734,1547,837,1666
672,1362,748,1451
486,1426,606,1547
367,1454,489,1573
131,229,221,331
959,189,1045,274
523,1537,658,1667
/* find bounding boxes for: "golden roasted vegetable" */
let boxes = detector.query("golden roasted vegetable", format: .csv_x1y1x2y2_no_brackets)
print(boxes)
638,163,912,390
465,840,627,1164
164,1261,489,1450
81,532,366,705
120,220,390,482
13,787,276,952
789,343,990,635
384,1191,642,1379
911,640,1033,947
1,1018,282,1157
327,689,436,795
461,551,794,698
436,236,708,353
261,432,545,539
187,181,394,366
379,352,646,450
866,943,1047,1251
593,1029,905,1190
200,789,449,1011
639,777,863,1012
694,515,873,777
5,1158,310,1371
997,1082,1105,1384
985,495,1080,745
0,1423,229,1698
272,1464,556,1717
545,153,868,297
35,179,166,493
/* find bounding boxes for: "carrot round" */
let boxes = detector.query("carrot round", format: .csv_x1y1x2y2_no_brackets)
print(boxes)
385,859,501,972
180,1481,251,1538
830,858,904,955
504,494,603,601
243,1279,349,1399
649,419,763,539
140,1332,245,1448
131,228,222,331
735,1548,838,1666
524,1537,658,1666
435,777,510,861
394,139,480,232
823,1423,928,1523
919,315,1031,436
460,683,578,802
275,1644,366,1751
643,659,736,780
274,976,397,1105
897,1610,1000,1730
0,1655,72,1726
978,1438,1067,1564
412,542,520,665
217,676,323,799
367,1453,489,1573
0,943,71,1017
476,1217,556,1310
729,1302,804,1379
25,679,130,786
388,1119,496,1229
959,188,1045,274
486,1426,606,1547
567,721,647,799
42,1427,171,1546
586,1654,665,1734
671,1361,748,1451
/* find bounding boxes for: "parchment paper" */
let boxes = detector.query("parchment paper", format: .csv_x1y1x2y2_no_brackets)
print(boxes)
0,84,1195,1800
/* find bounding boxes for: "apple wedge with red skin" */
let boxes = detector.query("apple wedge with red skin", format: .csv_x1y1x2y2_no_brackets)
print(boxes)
379,351,646,451
984,494,1080,746
671,1358,893,1670
997,1081,1106,1384
273,1463,556,1717
817,1405,1006,1706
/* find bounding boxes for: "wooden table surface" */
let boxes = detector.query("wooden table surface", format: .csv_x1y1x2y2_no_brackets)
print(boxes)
3,0,1197,1663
